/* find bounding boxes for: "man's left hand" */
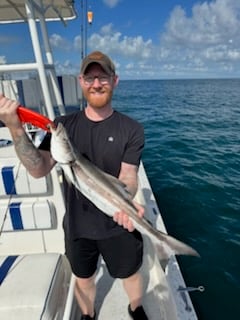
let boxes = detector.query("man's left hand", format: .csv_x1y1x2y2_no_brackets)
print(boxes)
113,202,144,232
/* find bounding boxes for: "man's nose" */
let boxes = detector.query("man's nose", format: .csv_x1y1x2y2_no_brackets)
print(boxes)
92,77,102,86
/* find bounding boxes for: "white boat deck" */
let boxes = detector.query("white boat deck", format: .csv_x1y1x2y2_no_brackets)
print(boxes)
95,240,178,320
0,127,197,319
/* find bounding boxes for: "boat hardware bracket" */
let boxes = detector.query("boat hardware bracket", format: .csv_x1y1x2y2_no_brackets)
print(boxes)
177,285,205,312
177,285,205,293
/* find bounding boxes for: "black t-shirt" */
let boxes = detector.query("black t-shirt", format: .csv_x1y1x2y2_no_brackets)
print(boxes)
40,110,144,240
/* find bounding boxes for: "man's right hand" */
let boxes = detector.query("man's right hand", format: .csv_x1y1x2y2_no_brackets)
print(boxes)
0,94,22,130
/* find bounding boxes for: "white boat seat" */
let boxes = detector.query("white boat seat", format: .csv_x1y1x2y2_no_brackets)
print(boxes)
0,165,50,196
0,200,56,231
0,253,72,320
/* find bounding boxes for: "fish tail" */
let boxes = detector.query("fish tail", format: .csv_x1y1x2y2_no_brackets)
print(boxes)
153,230,200,259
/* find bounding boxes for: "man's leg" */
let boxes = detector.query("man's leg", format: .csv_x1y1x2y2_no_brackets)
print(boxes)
65,237,99,318
122,270,143,311
99,231,148,319
75,274,96,318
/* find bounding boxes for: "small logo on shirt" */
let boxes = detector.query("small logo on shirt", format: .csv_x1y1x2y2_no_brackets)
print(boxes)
108,136,114,142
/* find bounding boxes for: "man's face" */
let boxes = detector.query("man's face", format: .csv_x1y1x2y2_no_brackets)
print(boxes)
79,63,118,109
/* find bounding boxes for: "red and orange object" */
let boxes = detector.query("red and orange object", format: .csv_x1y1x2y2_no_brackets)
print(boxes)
17,106,55,132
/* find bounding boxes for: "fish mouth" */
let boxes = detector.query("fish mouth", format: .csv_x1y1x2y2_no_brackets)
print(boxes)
50,123,66,138
48,123,57,132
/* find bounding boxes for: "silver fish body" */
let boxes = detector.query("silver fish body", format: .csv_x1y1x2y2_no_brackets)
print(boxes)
50,123,199,258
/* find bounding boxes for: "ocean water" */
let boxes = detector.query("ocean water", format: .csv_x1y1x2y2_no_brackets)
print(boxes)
111,79,240,320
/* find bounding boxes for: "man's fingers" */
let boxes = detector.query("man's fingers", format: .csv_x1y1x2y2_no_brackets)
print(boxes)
113,203,144,232
113,211,134,232
133,201,145,218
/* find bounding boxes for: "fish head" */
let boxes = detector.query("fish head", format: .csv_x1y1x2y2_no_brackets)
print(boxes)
50,122,75,164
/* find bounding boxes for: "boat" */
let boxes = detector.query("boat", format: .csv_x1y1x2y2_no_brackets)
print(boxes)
0,1,200,319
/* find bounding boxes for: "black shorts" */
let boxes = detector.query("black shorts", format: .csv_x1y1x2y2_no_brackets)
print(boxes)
65,231,143,279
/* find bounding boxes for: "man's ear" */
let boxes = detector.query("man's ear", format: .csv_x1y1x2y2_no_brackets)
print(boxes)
113,75,119,88
78,75,84,86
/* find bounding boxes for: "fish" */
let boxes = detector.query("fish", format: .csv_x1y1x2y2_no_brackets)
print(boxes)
50,122,200,258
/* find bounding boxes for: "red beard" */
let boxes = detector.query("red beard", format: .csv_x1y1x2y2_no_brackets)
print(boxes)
83,88,113,109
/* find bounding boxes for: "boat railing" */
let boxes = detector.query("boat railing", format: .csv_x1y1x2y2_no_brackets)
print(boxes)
0,0,77,119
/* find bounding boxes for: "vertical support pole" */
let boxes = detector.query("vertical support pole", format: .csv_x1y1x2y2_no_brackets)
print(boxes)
38,3,66,115
25,0,55,120
80,0,88,109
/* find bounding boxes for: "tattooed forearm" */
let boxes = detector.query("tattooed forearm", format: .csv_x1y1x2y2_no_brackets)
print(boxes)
118,163,139,198
119,169,138,198
14,133,44,171
121,176,138,198
9,126,54,178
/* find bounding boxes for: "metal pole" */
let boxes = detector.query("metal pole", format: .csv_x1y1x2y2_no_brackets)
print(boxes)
80,0,88,109
25,0,55,120
81,0,87,61
38,5,66,115
85,0,88,56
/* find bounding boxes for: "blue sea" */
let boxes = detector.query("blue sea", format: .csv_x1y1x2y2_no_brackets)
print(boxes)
110,79,239,320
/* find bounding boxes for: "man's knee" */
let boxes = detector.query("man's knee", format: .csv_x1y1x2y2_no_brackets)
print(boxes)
75,274,96,291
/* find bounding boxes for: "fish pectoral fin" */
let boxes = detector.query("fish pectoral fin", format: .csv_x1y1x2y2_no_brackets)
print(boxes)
100,170,132,197
75,154,132,199
62,164,81,190
97,169,126,187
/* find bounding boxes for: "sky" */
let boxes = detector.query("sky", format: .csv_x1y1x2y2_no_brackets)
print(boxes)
0,0,240,80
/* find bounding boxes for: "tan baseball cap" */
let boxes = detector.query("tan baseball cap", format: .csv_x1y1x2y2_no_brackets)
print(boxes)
80,51,115,75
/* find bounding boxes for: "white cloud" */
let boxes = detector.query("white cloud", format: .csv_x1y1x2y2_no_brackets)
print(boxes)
0,56,6,64
51,0,240,79
0,36,18,44
126,63,134,70
54,59,79,75
88,23,153,60
50,34,72,50
73,35,81,51
100,23,114,35
102,0,121,8
157,0,240,77
162,1,240,47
